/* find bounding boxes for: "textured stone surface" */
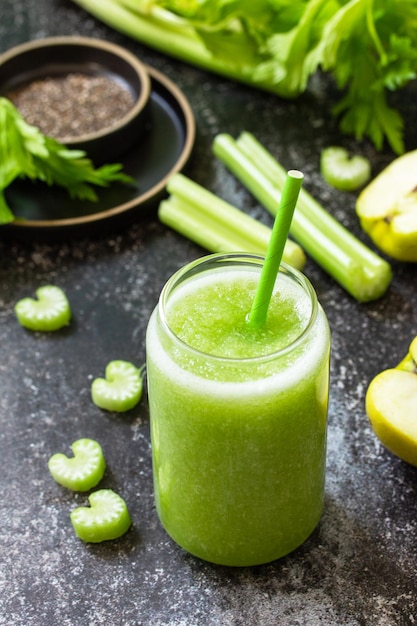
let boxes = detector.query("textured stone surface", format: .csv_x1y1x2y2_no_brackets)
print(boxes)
1,1,417,625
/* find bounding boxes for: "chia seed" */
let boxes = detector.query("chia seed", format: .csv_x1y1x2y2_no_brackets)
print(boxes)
7,72,136,140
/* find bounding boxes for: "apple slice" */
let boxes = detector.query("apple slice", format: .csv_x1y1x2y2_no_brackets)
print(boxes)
356,151,417,262
365,337,417,466
397,336,417,372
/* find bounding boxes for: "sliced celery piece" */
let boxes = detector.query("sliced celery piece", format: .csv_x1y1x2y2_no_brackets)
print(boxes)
70,489,131,542
91,361,143,412
15,285,71,331
48,439,106,492
320,147,371,192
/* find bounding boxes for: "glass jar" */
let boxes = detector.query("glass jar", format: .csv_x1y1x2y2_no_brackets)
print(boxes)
146,253,331,566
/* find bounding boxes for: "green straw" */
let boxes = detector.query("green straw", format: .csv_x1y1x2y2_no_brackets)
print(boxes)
247,169,304,328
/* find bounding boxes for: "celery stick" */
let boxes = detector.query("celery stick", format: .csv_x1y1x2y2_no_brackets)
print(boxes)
72,0,266,91
236,132,288,186
236,133,384,270
167,174,283,258
159,174,306,269
213,133,392,302
159,197,259,255
167,174,268,248
73,0,208,64
236,133,391,282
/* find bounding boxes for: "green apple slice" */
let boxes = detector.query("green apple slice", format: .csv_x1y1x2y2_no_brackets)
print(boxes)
15,285,71,331
48,438,106,491
397,336,417,372
70,489,131,543
356,151,417,262
365,337,417,466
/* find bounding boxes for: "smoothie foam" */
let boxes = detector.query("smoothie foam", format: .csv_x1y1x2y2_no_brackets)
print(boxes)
148,267,325,396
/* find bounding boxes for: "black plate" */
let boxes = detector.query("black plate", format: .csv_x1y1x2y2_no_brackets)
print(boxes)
1,65,195,241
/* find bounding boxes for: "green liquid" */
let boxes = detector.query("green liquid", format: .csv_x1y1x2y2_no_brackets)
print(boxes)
146,265,330,566
169,276,306,359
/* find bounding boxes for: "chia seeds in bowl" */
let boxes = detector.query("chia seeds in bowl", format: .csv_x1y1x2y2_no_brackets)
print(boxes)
0,36,151,163
7,73,136,142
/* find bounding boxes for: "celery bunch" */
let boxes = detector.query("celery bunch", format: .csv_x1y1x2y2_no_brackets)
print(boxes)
72,0,417,153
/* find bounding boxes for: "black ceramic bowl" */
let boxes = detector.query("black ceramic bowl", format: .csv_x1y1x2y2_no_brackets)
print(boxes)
0,36,151,163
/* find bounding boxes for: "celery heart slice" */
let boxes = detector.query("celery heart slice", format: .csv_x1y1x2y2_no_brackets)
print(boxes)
48,438,106,492
15,285,71,331
91,360,143,412
70,489,131,542
320,146,371,191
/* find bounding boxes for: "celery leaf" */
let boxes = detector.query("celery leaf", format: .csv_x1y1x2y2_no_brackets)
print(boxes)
0,97,135,224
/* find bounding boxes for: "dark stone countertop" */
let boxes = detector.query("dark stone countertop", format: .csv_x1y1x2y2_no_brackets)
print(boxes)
1,1,416,625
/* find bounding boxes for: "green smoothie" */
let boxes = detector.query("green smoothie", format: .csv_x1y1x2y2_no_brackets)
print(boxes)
146,254,330,566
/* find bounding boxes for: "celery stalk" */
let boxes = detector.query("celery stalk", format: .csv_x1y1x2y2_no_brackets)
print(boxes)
236,132,388,273
71,0,273,92
159,196,257,255
159,173,306,270
167,174,270,256
71,0,417,153
213,133,392,302
72,0,210,64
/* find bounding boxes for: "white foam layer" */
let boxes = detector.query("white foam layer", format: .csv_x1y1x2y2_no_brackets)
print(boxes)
146,269,330,400
168,266,311,319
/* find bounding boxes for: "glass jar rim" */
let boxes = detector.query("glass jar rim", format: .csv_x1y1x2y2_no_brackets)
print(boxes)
158,252,319,365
